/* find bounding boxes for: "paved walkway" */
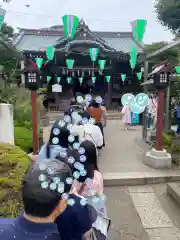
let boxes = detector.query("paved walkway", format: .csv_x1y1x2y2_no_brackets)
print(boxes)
99,120,151,173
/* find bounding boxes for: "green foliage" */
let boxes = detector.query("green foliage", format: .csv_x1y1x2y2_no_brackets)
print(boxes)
171,77,180,105
0,86,44,129
163,133,172,148
0,143,30,217
154,0,180,35
144,42,179,65
14,126,33,153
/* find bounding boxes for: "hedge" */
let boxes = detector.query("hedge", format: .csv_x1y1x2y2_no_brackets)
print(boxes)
14,126,33,153
0,143,30,217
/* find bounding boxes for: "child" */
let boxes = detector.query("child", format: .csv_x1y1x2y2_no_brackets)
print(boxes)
121,105,131,130
131,112,139,130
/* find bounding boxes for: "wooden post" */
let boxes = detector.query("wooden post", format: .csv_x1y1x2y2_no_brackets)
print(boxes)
31,91,39,155
155,88,165,151
164,85,170,132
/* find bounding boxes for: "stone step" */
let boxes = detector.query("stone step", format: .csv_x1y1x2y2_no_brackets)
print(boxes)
103,171,180,186
167,183,180,206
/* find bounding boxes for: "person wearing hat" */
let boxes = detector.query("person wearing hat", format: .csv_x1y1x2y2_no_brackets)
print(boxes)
0,159,72,240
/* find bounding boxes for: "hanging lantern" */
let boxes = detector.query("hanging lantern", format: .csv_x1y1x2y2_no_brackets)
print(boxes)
67,77,72,84
0,8,6,30
121,74,126,84
47,76,51,82
79,77,83,85
136,72,142,80
89,48,99,62
66,59,74,69
175,66,180,74
62,15,80,40
56,76,61,84
105,76,111,83
46,46,55,61
35,57,43,69
130,48,137,71
92,76,96,84
98,60,106,74
131,19,147,43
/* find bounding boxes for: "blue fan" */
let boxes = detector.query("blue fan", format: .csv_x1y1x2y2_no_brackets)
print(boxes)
131,102,145,114
135,93,149,108
121,93,135,107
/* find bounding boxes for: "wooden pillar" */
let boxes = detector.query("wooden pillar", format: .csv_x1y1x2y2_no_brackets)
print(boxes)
164,85,171,132
156,88,165,150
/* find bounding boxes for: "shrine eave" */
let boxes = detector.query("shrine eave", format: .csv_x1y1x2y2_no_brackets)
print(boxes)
14,26,144,55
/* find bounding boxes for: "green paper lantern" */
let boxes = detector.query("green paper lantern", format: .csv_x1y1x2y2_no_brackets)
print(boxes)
56,76,61,83
35,57,43,69
62,15,79,40
47,76,51,82
175,66,180,74
89,48,99,62
105,76,111,83
66,59,74,69
0,8,6,30
46,46,55,61
92,76,96,83
98,60,106,71
130,48,137,69
131,19,147,43
79,77,83,84
136,72,142,80
67,77,72,84
121,74,126,82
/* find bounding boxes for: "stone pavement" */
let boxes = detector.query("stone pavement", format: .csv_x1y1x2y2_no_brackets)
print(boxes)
99,120,180,185
106,184,180,239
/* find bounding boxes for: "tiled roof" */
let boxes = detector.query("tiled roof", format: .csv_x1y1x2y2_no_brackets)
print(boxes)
14,25,143,54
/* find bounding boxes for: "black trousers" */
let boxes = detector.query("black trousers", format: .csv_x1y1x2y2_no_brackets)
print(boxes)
95,123,105,148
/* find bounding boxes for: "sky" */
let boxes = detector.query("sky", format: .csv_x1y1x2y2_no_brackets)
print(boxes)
1,0,174,44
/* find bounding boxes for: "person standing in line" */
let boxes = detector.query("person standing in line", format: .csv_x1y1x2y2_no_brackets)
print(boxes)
0,159,73,240
101,102,107,128
121,105,131,130
87,100,106,147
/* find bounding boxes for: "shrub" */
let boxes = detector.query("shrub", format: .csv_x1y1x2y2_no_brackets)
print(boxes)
14,126,33,153
0,143,30,217
163,133,172,148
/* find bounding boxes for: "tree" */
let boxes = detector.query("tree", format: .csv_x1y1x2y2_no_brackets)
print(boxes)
0,23,22,85
154,0,180,35
144,41,179,65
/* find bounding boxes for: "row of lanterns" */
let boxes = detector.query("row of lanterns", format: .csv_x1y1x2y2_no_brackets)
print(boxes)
46,72,142,85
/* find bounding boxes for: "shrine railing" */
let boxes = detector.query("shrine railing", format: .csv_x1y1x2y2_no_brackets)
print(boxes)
47,102,121,113
48,101,70,112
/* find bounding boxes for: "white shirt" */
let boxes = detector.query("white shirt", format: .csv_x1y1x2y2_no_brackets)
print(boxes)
70,124,103,147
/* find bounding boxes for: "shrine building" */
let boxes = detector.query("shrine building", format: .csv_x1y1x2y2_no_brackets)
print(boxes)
13,19,144,110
